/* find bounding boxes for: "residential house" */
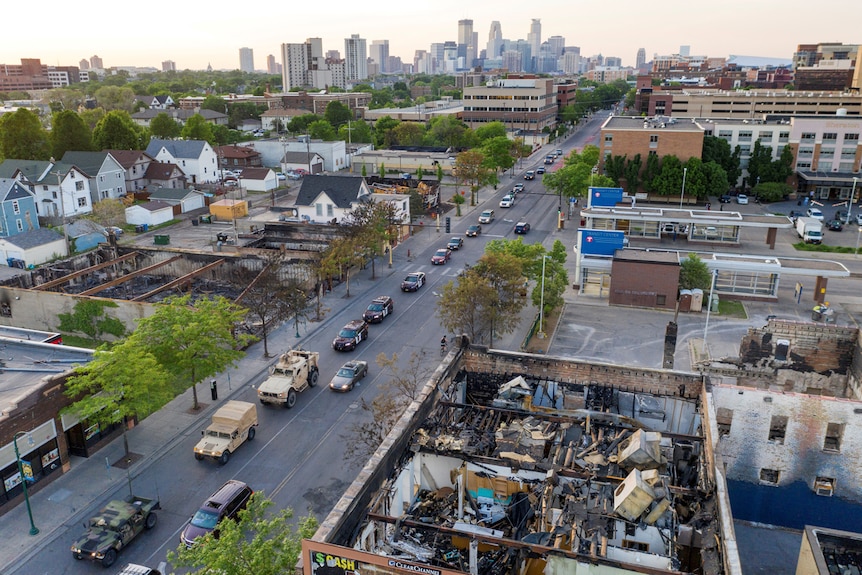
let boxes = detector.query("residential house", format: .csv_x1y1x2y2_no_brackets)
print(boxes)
0,228,67,267
293,175,371,223
124,200,175,227
136,94,175,109
104,149,155,193
0,179,38,237
147,187,206,214
235,167,277,192
215,144,263,172
131,108,228,129
0,159,92,220
144,162,187,189
61,151,127,203
145,139,218,185
252,138,348,172
282,151,325,175
260,108,308,132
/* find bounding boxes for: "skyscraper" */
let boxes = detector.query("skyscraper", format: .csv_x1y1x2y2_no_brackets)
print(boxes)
281,43,309,90
344,34,368,82
527,19,541,71
90,55,103,69
267,54,280,75
457,19,474,69
636,48,646,69
239,47,254,73
162,60,176,72
547,36,565,58
487,21,502,60
370,40,390,74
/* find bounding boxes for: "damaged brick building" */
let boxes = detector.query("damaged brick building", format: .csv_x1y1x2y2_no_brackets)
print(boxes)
305,344,741,575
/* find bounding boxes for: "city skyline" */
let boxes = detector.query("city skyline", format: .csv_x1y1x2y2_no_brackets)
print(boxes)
4,0,860,72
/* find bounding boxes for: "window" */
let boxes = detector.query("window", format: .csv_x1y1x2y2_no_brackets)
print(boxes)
16,219,24,232
801,132,816,142
844,133,859,141
768,415,787,443
315,203,323,216
716,408,733,437
822,132,837,142
101,190,109,200
824,423,843,452
77,197,87,208
798,147,814,158
75,181,84,191
818,161,832,172
326,204,334,217
738,131,752,141
718,130,732,139
656,295,666,306
778,132,790,143
622,540,650,552
604,134,613,143
649,134,658,149
758,131,773,141
12,200,20,214
52,191,57,199
760,468,780,485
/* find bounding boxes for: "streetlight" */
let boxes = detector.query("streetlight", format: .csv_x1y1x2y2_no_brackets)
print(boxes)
846,177,858,225
679,167,688,209
538,255,551,337
13,431,40,536
701,269,719,355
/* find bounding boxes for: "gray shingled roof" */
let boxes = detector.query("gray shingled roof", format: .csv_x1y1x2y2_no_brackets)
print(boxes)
104,150,154,169
283,151,322,164
146,139,208,160
0,179,34,201
0,159,51,182
1,228,64,249
295,175,369,208
148,187,199,201
61,151,111,177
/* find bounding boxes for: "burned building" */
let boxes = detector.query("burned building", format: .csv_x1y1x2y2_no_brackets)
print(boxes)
305,346,740,575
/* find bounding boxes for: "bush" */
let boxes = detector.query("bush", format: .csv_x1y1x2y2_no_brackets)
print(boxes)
753,182,793,202
794,242,859,254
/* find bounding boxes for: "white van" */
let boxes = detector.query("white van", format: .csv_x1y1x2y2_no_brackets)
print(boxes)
806,207,824,221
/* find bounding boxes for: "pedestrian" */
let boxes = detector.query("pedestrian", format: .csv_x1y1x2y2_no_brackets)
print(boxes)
720,204,724,211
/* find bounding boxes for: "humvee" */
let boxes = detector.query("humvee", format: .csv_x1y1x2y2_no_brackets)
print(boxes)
71,495,160,568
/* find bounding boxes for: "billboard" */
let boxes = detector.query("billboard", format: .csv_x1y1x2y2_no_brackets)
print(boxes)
589,187,624,207
579,229,626,256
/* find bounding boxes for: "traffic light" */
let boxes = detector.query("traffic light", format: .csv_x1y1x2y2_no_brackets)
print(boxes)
445,217,451,233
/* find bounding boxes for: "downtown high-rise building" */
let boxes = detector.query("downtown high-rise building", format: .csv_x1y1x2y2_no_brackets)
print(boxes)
344,34,368,82
527,19,541,71
636,48,646,69
162,60,176,72
370,40,390,74
90,55,103,69
562,46,581,75
547,36,565,58
457,19,475,69
281,43,309,89
487,21,502,60
267,54,281,75
239,47,254,73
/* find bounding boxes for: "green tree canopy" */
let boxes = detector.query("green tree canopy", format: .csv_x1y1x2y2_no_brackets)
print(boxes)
324,101,352,128
51,110,94,158
181,114,216,145
92,110,148,150
679,253,713,291
94,86,136,112
338,120,372,143
307,119,337,141
0,108,51,160
149,112,181,139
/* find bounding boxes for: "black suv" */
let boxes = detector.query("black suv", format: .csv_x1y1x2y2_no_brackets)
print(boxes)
363,296,394,323
333,319,370,351
181,480,253,547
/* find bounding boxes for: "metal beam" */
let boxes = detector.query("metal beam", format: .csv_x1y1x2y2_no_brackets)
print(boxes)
131,259,226,302
78,255,184,296
33,252,140,291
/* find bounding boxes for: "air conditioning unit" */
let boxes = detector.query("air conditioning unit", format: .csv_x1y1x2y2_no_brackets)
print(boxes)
814,477,834,497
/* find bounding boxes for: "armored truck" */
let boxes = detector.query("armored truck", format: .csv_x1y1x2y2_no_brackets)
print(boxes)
194,400,258,464
257,349,319,408
71,495,160,568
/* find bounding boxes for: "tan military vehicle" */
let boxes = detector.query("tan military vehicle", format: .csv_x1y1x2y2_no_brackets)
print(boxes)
194,400,258,464
256,349,320,408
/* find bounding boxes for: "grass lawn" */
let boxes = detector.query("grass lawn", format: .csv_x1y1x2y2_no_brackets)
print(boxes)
717,299,747,319
524,306,563,354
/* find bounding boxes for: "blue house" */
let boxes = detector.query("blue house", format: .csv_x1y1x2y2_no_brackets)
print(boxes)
0,178,39,237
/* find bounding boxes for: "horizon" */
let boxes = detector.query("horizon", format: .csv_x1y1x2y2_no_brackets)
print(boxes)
4,0,859,72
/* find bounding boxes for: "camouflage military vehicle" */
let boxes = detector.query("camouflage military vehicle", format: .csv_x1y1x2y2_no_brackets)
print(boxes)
71,494,160,568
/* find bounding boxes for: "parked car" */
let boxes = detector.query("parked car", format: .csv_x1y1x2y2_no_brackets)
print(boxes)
719,194,732,203
513,183,525,193
401,271,426,292
524,170,535,180
447,237,464,250
276,172,287,181
180,480,253,547
536,167,545,175
736,194,749,205
363,295,393,323
329,361,368,392
332,319,369,351
834,210,848,221
857,213,862,226
431,248,451,265
514,222,531,234
499,195,514,208
827,219,844,231
807,207,824,220
478,209,495,223
465,224,482,237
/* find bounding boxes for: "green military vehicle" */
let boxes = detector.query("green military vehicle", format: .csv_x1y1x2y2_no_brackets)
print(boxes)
71,494,160,568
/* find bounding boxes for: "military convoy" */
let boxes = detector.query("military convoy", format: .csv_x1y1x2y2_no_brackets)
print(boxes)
256,349,320,408
193,400,258,464
70,494,160,568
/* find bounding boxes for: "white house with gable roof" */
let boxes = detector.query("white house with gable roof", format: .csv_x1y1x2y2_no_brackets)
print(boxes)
145,139,219,185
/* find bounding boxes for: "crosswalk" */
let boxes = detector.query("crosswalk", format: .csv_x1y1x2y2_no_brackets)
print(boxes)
401,262,469,278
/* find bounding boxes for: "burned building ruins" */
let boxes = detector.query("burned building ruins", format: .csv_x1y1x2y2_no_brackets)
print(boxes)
305,346,739,575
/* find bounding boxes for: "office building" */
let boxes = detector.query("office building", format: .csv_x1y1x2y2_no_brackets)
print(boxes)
547,35,565,58
89,55,103,69
161,60,176,72
487,20,502,61
266,54,280,75
370,40,389,74
562,46,581,75
344,34,368,82
636,48,646,69
239,47,254,73
462,76,558,146
457,19,475,69
528,18,541,71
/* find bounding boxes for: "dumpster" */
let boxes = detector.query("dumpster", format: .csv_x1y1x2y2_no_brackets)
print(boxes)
200,215,212,224
135,225,144,233
154,234,170,245
191,218,199,226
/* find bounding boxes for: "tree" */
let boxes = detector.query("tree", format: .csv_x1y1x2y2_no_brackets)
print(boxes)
343,199,399,280
702,162,729,198
393,122,425,146
623,154,643,195
427,115,468,149
338,119,372,143
43,88,84,114
324,101,352,128
453,149,489,206
181,114,215,145
342,351,427,464
0,108,51,160
361,163,367,177
287,113,321,134
57,299,126,344
641,152,660,193
531,240,569,319
679,253,712,291
650,155,684,197
480,136,516,175
149,112,181,139
373,116,400,148
319,236,362,298
51,110,94,158
474,122,507,143
235,261,311,357
201,95,227,114
378,162,386,178
63,340,172,458
88,198,128,228
307,119,336,141
168,493,318,575
94,86,136,112
132,295,253,410
93,110,148,150
451,191,465,216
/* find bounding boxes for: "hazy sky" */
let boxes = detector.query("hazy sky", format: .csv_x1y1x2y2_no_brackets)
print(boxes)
6,0,860,71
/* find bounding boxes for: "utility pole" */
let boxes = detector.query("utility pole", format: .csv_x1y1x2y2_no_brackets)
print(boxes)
48,158,70,255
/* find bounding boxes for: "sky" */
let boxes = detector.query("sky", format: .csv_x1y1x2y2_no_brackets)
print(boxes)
5,0,860,72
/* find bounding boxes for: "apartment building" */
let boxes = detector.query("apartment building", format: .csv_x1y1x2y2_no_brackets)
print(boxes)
598,116,705,172
645,89,862,119
461,76,557,146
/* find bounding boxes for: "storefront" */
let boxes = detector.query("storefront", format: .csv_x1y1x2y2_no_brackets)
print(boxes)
0,420,63,510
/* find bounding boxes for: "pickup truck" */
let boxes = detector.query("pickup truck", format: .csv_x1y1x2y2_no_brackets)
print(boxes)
71,495,160,568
